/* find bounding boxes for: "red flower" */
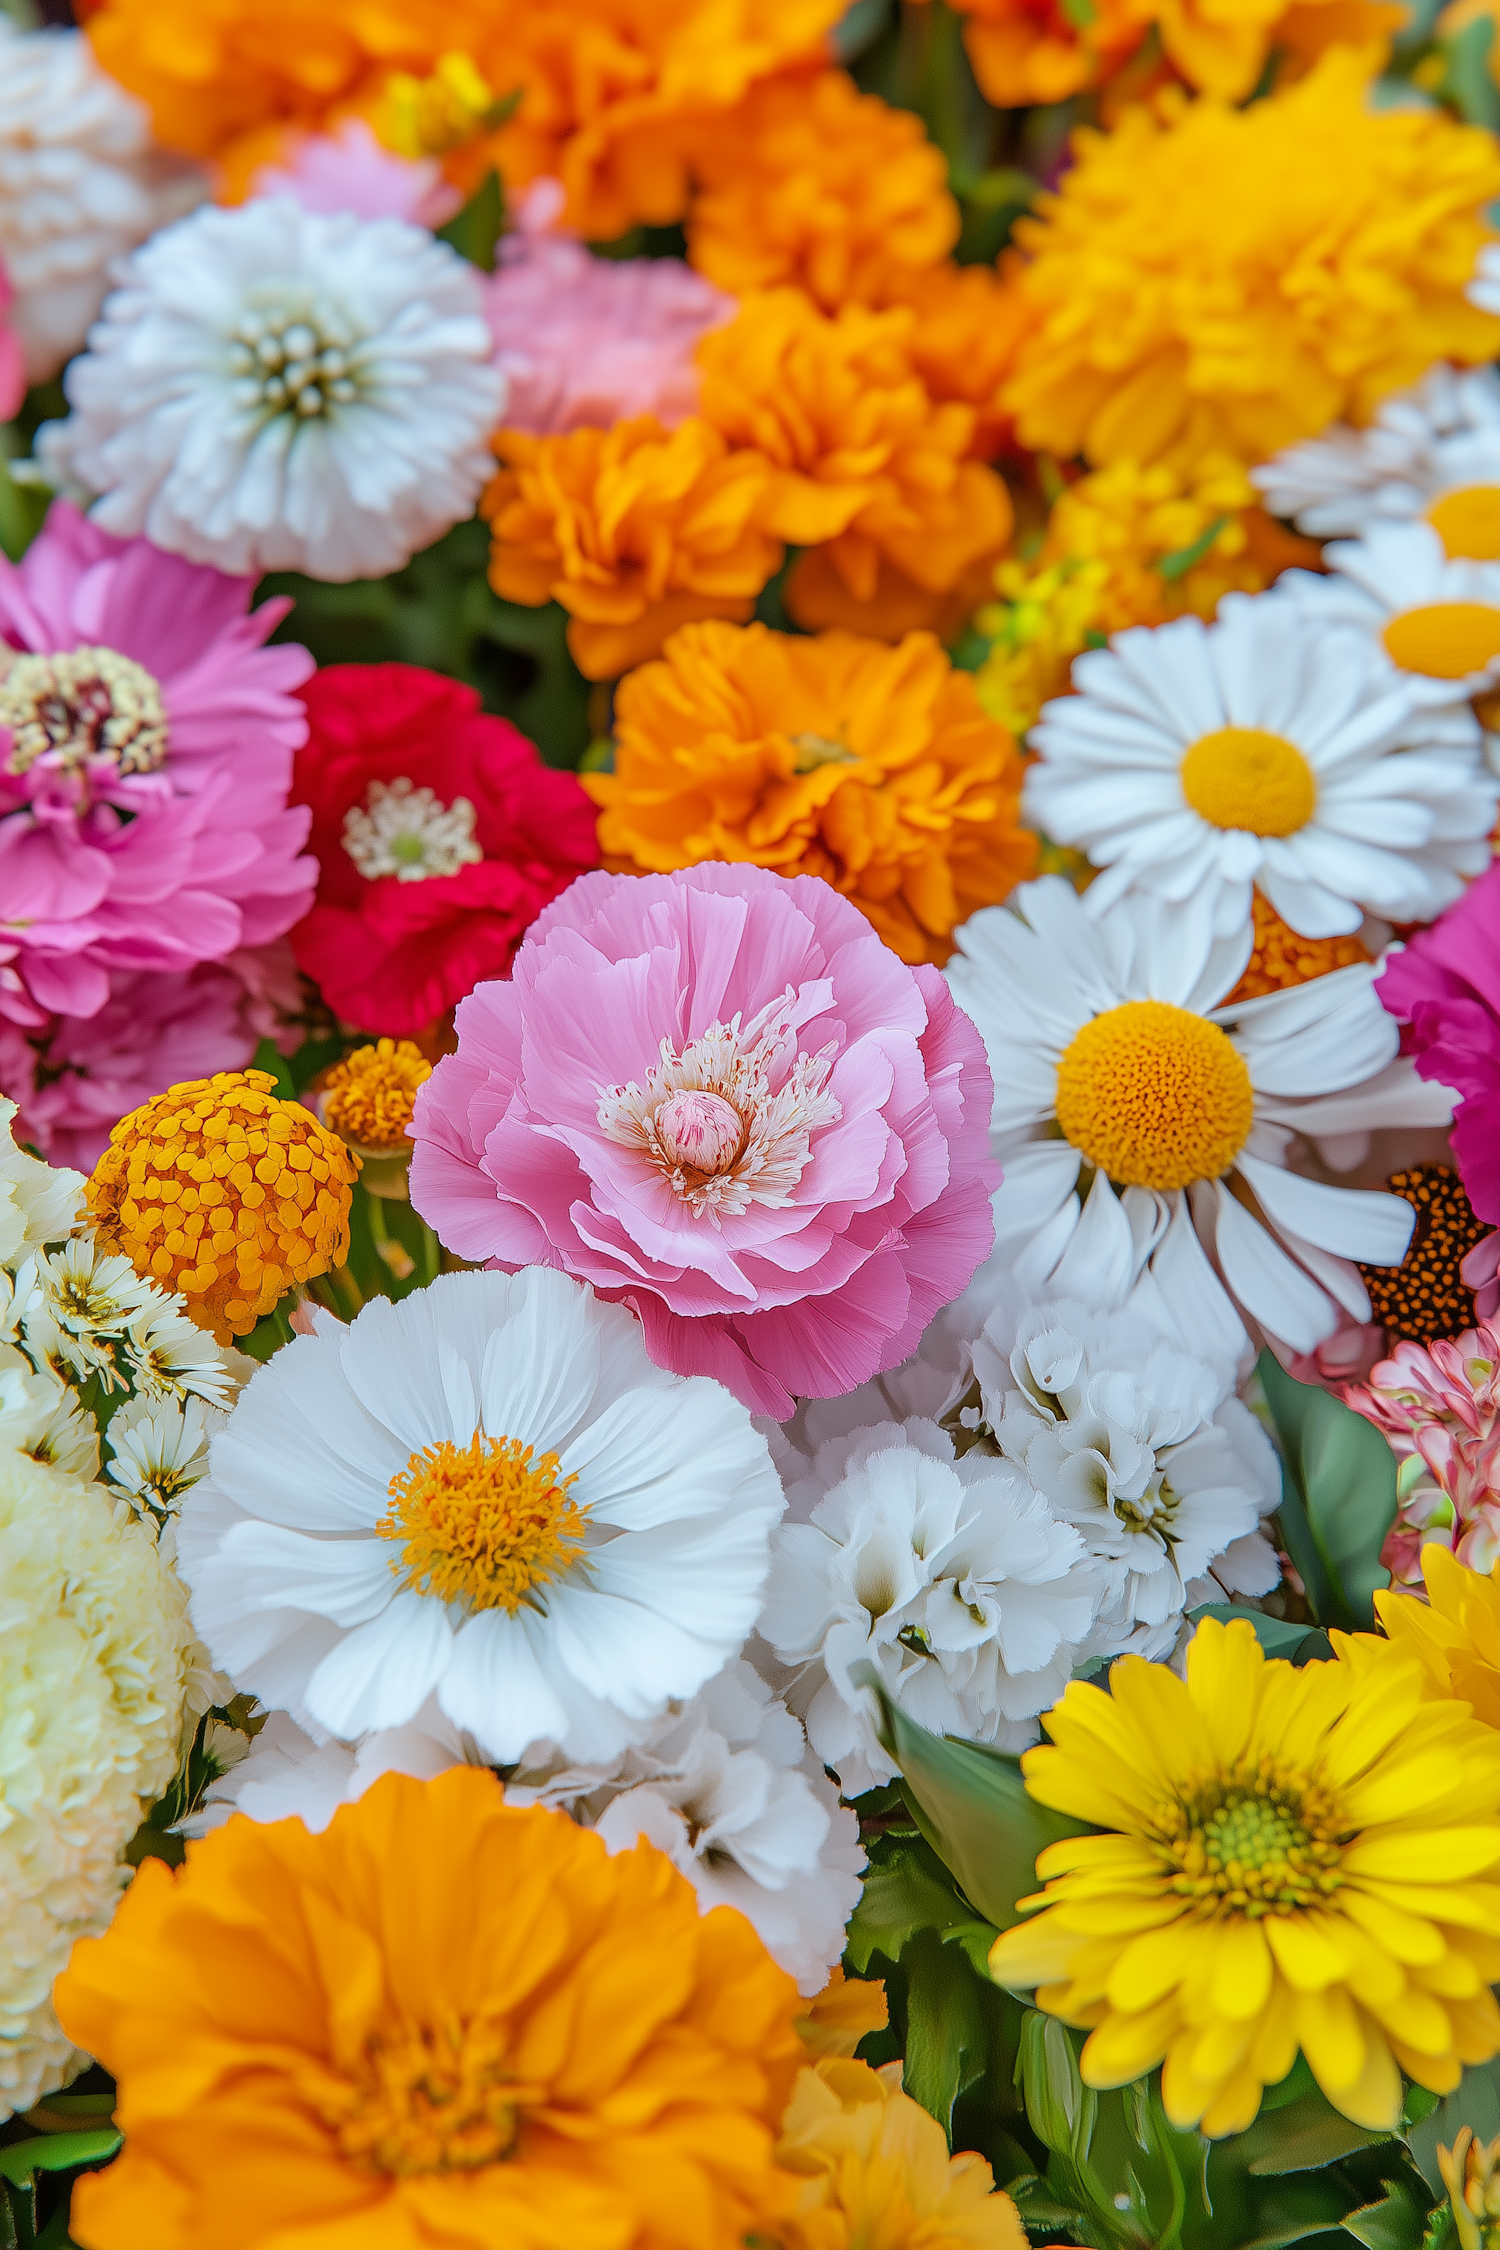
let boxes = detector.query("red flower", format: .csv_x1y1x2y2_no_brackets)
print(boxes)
289,664,599,1034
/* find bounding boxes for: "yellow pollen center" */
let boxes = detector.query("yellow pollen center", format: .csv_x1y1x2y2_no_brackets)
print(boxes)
1179,726,1317,837
1161,1759,1345,1918
1382,601,1500,680
319,2018,539,2178
1054,999,1254,1192
377,1431,587,1612
790,730,859,772
1426,484,1500,562
321,1038,433,1152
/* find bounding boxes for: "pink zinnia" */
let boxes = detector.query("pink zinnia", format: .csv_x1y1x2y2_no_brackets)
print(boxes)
0,253,23,424
484,180,734,436
1346,1320,1500,1590
409,864,998,1418
0,502,315,1028
249,121,461,229
1377,866,1500,1226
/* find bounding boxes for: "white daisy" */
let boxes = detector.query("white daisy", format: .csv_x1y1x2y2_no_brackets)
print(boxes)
1253,362,1500,546
1025,594,1496,940
104,1392,223,1523
12,1237,159,1387
1277,523,1500,721
177,1268,785,1762
945,877,1454,1360
759,1421,1101,1796
35,197,505,582
0,1096,83,1261
0,21,205,382
0,1338,95,1476
968,1284,1281,1661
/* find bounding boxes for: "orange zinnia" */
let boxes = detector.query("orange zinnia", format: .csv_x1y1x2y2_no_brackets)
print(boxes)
483,416,783,680
56,1767,804,2250
588,620,1036,967
695,289,1013,643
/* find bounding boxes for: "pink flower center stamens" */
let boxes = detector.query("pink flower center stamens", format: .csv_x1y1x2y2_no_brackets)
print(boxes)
1,645,168,783
654,1090,743,1175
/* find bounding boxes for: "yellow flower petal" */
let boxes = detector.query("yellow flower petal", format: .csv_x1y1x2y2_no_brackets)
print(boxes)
1207,1918,1273,2023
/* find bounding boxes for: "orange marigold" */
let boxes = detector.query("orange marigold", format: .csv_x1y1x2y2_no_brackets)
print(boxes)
947,0,1398,103
55,1768,805,2250
1003,52,1500,474
686,70,959,312
695,288,1013,643
946,0,1146,105
588,620,1036,966
483,416,782,681
875,255,1040,464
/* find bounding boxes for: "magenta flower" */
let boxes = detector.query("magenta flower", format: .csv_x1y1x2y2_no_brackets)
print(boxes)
1346,1320,1500,1589
1377,865,1500,1227
484,180,734,437
409,864,998,1418
0,253,23,424
0,502,315,1028
248,121,461,229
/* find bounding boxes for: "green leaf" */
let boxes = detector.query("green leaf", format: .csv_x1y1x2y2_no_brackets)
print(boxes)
1421,2204,1459,2250
844,1830,995,1974
1406,2057,1500,2195
1159,517,1229,582
435,167,505,272
250,1036,297,1102
0,2134,121,2188
1257,1351,1395,1631
1231,2092,1393,2177
1440,16,1500,130
852,1662,1091,1933
1341,2177,1429,2250
901,1925,989,2136
1187,1606,1333,1665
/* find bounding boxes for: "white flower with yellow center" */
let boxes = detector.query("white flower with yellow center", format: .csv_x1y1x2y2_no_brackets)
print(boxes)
946,878,1454,1359
1254,363,1500,548
1026,596,1495,940
1279,523,1500,728
177,1267,784,1763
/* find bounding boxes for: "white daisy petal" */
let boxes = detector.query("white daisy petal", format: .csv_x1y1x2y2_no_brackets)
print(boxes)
1208,1183,1338,1353
1235,1152,1415,1264
304,1589,455,1739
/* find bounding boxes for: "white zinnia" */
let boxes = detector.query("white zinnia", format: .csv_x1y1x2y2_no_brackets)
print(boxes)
1025,594,1495,939
37,197,505,582
946,877,1453,1361
1253,363,1500,540
1277,523,1500,719
0,1338,96,1475
760,1419,1100,1795
0,22,205,382
0,1451,194,2119
179,1268,785,1763
970,1287,1281,1661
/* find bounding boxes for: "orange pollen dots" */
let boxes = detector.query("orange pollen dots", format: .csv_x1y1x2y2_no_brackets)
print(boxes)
1179,726,1317,837
1383,602,1500,680
316,2016,538,2178
1053,1000,1254,1193
321,1038,433,1153
1224,891,1368,1004
1160,1760,1345,1919
84,1069,358,1344
377,1431,589,1613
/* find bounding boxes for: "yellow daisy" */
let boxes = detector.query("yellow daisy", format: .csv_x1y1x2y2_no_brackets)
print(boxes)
989,1617,1500,2136
1376,1542,1500,1732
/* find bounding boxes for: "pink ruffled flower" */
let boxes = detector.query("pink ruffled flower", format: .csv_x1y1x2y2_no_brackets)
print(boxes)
0,501,316,1029
1377,866,1500,1225
1345,1319,1500,1591
10,942,302,1171
409,864,999,1418
0,253,23,423
248,120,461,229
484,179,735,436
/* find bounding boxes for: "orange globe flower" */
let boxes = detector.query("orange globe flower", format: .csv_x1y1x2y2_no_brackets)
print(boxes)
1003,51,1500,474
588,621,1036,966
483,416,783,680
56,1767,805,2250
687,71,959,312
695,289,1013,642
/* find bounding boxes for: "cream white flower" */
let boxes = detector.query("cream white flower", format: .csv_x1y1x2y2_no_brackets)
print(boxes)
1026,595,1495,939
0,1096,83,1263
0,22,205,382
946,878,1453,1360
1278,523,1500,717
179,1268,785,1764
760,1421,1100,1795
37,197,505,582
968,1286,1280,1661
0,1450,193,2119
0,1339,96,1475
1253,363,1500,542
104,1392,224,1523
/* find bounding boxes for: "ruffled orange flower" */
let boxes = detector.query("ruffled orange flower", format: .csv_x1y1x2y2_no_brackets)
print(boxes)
874,255,1040,463
588,620,1035,966
947,0,1397,103
1003,52,1500,474
687,70,959,311
946,0,1147,106
56,1767,804,2250
483,417,782,680
695,289,1012,642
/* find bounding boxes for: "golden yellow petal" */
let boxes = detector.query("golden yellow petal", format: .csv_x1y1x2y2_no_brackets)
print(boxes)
1342,1829,1500,1883
988,1917,1082,1991
1295,1983,1365,2094
1248,1983,1300,2088
1106,1923,1199,2014
1364,1985,1457,2058
1198,2065,1265,2139
1183,1614,1264,1770
1080,1997,1182,2089
1310,2009,1402,2131
1207,1918,1273,2024
1266,1915,1347,1994
1338,1887,1446,1965
1109,1651,1215,1784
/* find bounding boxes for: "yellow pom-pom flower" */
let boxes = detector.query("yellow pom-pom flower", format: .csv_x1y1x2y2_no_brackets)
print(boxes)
319,1039,433,1156
55,1766,804,2250
989,1617,1500,2137
1003,52,1500,473
1376,1542,1500,1732
85,1070,359,1345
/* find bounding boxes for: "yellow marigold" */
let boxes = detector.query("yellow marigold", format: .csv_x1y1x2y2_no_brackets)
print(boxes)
794,1969,889,2062
990,1617,1500,2136
757,2060,1027,2250
85,1069,358,1344
1003,52,1500,474
1376,1543,1500,1732
589,620,1036,966
695,289,1013,642
55,1767,804,2250
319,1039,433,1154
687,70,958,312
483,416,782,682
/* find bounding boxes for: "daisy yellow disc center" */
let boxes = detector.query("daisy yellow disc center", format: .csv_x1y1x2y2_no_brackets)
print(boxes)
1054,1000,1254,1193
1382,601,1500,680
377,1431,587,1612
1426,484,1500,562
1178,727,1316,837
